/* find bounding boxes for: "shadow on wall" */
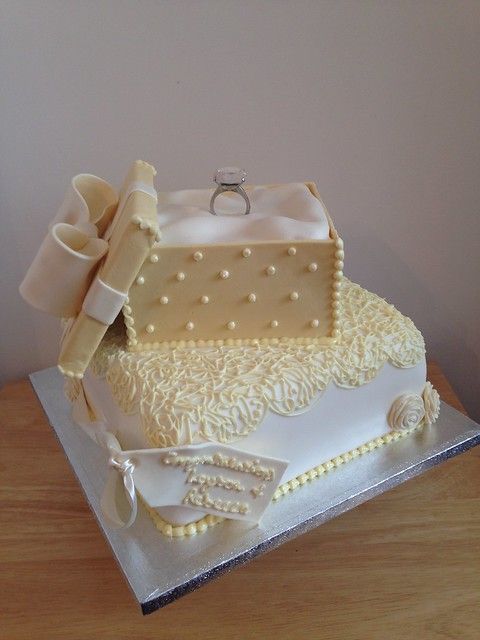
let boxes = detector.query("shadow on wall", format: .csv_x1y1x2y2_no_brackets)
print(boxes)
0,195,60,385
346,222,479,422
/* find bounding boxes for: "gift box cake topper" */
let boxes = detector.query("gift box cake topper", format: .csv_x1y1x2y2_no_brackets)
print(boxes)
20,161,344,378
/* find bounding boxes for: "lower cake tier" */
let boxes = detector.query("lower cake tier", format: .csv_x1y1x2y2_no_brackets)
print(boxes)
83,359,428,527
68,279,440,530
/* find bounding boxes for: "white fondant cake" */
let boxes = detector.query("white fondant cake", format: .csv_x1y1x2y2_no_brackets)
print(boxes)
20,161,440,537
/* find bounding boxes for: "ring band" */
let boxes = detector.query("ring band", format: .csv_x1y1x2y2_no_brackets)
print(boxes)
210,184,251,216
210,167,251,216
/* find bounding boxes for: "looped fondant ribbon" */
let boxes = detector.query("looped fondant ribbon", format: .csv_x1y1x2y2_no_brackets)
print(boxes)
19,173,158,323
19,174,117,318
100,432,138,529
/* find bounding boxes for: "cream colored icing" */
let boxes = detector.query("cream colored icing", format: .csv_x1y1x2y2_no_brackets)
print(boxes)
124,235,340,350
423,381,441,425
157,183,330,245
90,279,425,449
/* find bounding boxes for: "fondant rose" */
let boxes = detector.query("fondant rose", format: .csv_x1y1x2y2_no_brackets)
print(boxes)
388,393,425,431
423,381,440,425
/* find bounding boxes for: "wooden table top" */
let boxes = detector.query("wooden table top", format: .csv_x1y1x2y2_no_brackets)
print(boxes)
1,363,479,639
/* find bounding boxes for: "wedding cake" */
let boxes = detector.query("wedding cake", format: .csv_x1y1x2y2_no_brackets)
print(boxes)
20,161,440,537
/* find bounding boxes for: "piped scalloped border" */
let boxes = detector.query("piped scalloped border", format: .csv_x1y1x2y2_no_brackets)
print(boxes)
142,421,423,538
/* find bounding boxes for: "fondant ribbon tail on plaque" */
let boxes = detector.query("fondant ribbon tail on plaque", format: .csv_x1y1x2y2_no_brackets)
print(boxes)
100,432,138,529
99,434,289,528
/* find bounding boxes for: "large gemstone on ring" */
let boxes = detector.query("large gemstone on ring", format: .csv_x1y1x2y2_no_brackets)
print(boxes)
214,167,247,186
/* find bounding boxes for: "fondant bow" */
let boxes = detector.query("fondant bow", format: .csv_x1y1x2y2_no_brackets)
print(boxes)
19,174,118,318
100,432,138,529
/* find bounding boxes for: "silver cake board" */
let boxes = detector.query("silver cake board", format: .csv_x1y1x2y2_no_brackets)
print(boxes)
30,367,480,615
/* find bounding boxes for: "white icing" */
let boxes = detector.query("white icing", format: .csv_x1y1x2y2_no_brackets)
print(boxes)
82,277,128,325
157,183,330,245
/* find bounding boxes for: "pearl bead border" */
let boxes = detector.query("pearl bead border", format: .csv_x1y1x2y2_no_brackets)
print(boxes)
122,298,139,349
141,497,224,539
331,236,344,340
272,421,423,501
131,215,161,243
141,419,426,538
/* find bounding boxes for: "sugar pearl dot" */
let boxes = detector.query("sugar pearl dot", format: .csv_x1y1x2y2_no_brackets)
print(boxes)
160,296,169,305
333,281,342,290
308,262,318,272
335,249,344,260
335,260,344,270
146,324,155,334
201,295,209,304
248,293,257,303
219,270,230,279
193,251,204,262
290,291,299,301
150,254,159,263
227,321,236,330
334,270,343,280
287,247,297,256
270,320,279,328
176,271,186,281
266,265,276,276
136,275,145,285
185,321,194,331
332,291,341,300
310,319,320,328
242,248,251,258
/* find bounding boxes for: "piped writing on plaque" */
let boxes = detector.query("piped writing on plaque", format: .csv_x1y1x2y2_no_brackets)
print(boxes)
100,433,289,527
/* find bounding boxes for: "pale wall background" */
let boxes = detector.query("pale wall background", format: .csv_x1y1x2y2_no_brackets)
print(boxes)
1,1,479,419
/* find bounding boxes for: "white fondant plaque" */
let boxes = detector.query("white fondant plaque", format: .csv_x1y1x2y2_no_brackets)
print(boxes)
102,434,289,526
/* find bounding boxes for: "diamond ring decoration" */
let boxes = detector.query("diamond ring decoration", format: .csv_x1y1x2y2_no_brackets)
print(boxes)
210,167,251,216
